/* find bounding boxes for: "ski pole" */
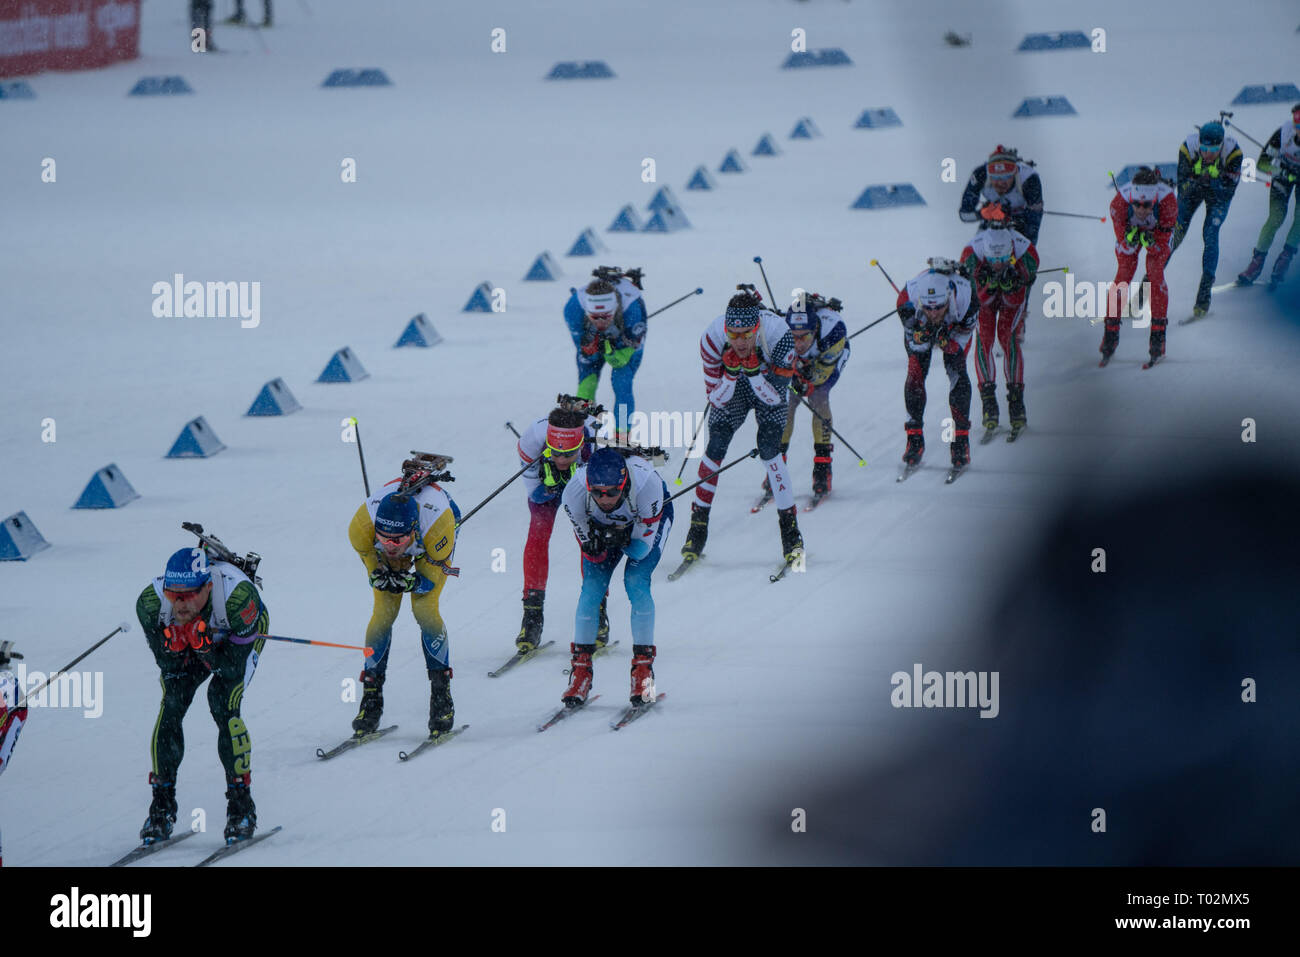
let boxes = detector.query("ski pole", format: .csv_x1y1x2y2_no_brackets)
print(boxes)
1037,266,1070,275
1042,209,1107,222
454,460,533,529
1221,112,1266,151
668,448,760,502
257,634,373,656
674,405,709,485
347,417,370,497
504,421,520,439
16,622,130,709
847,308,899,341
752,256,777,306
793,393,867,467
868,259,901,293
645,288,704,319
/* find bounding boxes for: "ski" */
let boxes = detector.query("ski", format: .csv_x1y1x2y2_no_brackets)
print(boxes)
667,555,701,581
980,427,1000,445
803,491,829,512
316,725,399,760
611,693,667,730
110,829,199,867
591,640,621,661
1142,355,1163,370
945,464,967,484
769,551,803,582
1098,354,1114,368
1006,424,1025,443
750,488,774,513
397,724,469,761
487,641,555,677
896,463,922,482
537,694,602,732
195,826,282,867
1178,312,1208,326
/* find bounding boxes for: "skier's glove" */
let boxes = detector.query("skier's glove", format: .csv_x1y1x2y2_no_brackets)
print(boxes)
369,566,416,593
578,533,607,564
707,374,736,410
580,333,601,357
596,522,632,552
898,301,916,322
605,343,636,368
1116,239,1138,256
528,483,560,505
750,375,783,406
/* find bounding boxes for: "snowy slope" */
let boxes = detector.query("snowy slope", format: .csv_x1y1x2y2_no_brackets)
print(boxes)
2,0,1298,865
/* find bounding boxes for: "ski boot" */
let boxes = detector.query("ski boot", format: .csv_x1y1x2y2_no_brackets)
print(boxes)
777,506,803,561
223,775,257,843
596,594,610,650
1268,245,1296,291
680,503,710,560
1237,248,1267,286
629,645,657,704
139,775,177,844
516,589,545,653
1193,271,1213,317
427,668,455,735
1007,383,1026,433
1148,318,1168,363
1099,321,1120,365
951,428,971,468
979,383,999,431
902,426,924,466
351,669,385,734
812,443,833,496
562,644,595,707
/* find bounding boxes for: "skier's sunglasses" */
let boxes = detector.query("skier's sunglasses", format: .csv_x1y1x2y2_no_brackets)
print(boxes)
376,530,414,548
163,587,205,603
1132,199,1155,208
589,481,626,501
725,327,757,341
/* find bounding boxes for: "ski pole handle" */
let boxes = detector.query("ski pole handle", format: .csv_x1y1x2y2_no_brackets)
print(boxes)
504,421,521,439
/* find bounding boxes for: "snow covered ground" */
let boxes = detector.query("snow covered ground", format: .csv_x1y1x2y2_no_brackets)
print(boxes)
2,0,1298,866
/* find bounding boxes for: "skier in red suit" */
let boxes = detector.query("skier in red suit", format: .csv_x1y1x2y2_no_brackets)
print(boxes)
1102,167,1178,365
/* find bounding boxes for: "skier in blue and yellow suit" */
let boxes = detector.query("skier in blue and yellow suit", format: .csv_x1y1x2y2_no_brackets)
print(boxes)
347,472,459,737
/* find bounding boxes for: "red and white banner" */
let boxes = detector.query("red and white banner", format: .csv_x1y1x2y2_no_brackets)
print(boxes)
0,0,140,79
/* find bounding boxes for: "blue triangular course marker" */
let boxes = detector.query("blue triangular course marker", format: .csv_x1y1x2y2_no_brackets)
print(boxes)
0,81,36,100
789,117,819,139
546,61,615,79
1231,83,1300,105
463,282,494,312
646,186,681,212
246,378,303,415
643,205,690,233
322,68,392,87
317,347,369,383
0,511,50,561
752,133,781,156
1018,32,1090,52
685,166,715,190
854,108,902,129
1013,96,1076,117
73,464,140,509
851,184,926,209
1112,164,1178,188
166,416,226,458
567,228,603,256
782,49,853,68
608,204,644,232
718,150,747,173
524,252,560,281
394,314,444,348
129,76,193,96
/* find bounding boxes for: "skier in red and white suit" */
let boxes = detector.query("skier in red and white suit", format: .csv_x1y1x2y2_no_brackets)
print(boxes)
0,643,28,866
1102,167,1177,364
960,226,1039,435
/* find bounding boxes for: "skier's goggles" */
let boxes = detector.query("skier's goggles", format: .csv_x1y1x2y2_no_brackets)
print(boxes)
1131,199,1155,208
725,327,757,340
163,587,205,603
375,530,414,548
546,440,584,457
1198,142,1223,153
